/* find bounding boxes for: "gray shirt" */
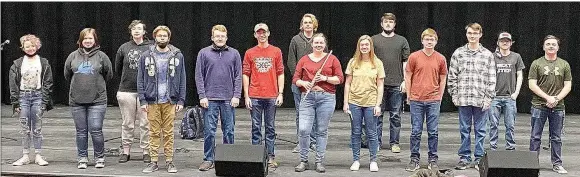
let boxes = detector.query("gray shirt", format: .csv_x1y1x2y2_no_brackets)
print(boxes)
494,52,525,97
155,51,170,103
371,34,410,86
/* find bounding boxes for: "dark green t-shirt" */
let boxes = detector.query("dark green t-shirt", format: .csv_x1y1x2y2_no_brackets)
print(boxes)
528,57,572,110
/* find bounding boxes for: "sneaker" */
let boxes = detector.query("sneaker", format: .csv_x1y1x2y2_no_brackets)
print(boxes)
12,155,30,166
292,145,300,153
428,161,439,170
294,161,308,172
143,154,151,163
350,161,360,171
472,159,481,171
118,154,130,163
455,160,469,170
142,162,159,173
391,144,401,153
167,162,177,173
315,162,325,173
553,165,568,174
267,158,279,169
35,154,48,166
405,160,420,172
370,161,379,172
198,161,214,171
95,158,105,168
77,162,88,169
77,157,88,169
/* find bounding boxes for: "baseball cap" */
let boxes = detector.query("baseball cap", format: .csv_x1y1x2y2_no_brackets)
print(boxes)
498,32,512,41
254,23,269,32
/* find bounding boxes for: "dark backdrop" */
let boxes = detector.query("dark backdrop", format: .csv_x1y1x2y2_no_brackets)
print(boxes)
2,2,579,113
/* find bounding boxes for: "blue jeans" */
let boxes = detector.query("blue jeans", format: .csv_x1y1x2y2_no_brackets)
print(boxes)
349,104,378,162
529,107,564,166
298,91,335,163
489,98,516,150
18,91,44,154
203,100,235,162
250,98,277,158
377,85,402,147
72,104,107,159
409,101,440,162
292,84,317,145
457,106,487,162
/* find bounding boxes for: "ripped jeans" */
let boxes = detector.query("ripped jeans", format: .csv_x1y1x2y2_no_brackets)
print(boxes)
18,90,44,154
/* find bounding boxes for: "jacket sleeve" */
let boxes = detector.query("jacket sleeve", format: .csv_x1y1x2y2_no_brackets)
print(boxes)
114,46,124,80
195,51,206,99
137,54,147,106
9,62,20,109
177,53,187,106
287,38,297,77
233,50,243,98
42,60,54,111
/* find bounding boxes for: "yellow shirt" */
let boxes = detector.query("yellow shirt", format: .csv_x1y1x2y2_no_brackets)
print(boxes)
345,57,385,107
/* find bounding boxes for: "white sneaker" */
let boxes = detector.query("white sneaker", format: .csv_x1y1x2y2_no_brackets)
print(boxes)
35,154,48,166
370,161,379,172
78,157,88,169
350,161,360,171
12,155,30,166
77,162,88,169
553,165,568,174
95,158,105,168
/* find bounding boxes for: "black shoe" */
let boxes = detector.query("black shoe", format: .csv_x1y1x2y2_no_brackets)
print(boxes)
143,154,151,163
119,154,130,163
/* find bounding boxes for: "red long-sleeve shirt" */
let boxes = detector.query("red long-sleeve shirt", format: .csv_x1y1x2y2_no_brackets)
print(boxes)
292,54,344,93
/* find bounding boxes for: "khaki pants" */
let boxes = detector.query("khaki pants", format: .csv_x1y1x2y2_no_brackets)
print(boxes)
117,92,149,154
147,102,176,162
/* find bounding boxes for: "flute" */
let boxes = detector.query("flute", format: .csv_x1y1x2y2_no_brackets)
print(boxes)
299,50,333,106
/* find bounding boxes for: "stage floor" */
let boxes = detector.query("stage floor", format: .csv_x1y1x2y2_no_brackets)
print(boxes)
2,105,579,177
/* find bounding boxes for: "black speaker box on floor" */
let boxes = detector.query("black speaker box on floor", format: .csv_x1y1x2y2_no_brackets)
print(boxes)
479,150,540,177
215,144,268,177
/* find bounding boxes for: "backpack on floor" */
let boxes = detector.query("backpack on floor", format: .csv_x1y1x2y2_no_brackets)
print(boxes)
180,106,204,140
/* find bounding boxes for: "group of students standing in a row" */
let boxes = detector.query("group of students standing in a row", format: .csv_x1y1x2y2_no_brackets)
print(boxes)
8,12,571,175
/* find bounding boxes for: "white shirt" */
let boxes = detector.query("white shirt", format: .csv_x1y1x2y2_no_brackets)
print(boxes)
20,55,42,90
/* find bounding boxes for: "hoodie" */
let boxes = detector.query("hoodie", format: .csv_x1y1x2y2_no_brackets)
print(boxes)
287,32,313,77
64,46,113,106
115,39,153,92
137,44,186,106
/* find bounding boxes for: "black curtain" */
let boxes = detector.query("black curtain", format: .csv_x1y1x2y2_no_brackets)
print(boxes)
2,2,579,113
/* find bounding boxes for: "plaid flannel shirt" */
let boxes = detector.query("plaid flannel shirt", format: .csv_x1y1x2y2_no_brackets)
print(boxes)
447,44,496,107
